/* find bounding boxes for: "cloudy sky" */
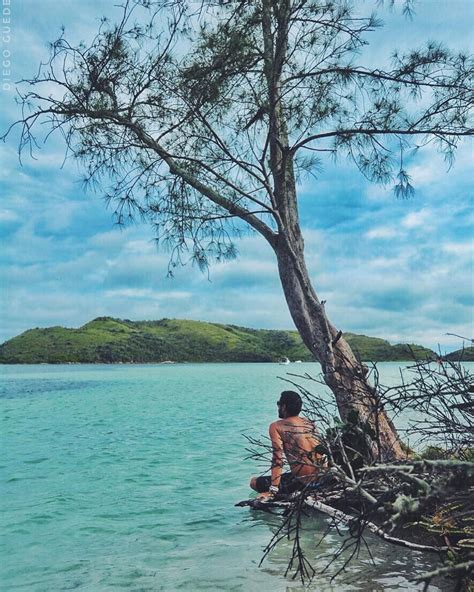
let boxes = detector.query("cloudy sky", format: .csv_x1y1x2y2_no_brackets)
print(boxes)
1,0,472,352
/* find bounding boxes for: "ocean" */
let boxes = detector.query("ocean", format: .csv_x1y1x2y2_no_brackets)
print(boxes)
1,362,457,591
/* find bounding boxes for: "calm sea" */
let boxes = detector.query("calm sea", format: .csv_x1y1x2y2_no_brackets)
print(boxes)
1,362,461,591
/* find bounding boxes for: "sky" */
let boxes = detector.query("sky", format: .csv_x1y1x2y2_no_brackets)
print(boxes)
0,0,472,352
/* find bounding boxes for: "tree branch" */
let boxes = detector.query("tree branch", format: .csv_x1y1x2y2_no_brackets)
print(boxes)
292,127,473,152
304,497,451,553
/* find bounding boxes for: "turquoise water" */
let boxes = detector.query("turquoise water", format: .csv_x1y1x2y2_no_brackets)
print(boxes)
1,363,451,591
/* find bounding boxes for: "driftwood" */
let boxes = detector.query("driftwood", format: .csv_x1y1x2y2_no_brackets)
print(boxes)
236,493,451,552
305,497,450,552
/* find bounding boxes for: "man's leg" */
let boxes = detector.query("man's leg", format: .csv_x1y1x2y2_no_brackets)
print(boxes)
249,475,271,493
250,474,296,493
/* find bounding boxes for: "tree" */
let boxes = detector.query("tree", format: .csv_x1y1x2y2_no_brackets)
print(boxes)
6,0,473,460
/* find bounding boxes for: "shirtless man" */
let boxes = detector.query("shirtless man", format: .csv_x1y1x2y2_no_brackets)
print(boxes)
249,390,323,499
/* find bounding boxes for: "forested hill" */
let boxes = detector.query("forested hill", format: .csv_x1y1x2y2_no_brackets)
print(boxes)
443,346,474,362
0,317,439,364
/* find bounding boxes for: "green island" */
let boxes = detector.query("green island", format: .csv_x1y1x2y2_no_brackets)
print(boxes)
1,316,470,364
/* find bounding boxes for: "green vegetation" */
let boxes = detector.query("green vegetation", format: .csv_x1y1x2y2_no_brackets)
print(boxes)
343,333,436,363
443,346,474,362
0,317,437,364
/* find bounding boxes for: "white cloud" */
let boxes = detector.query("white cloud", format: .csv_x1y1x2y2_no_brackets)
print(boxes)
401,209,433,229
365,226,398,240
103,288,190,300
441,241,473,257
89,228,137,248
0,209,19,222
407,142,473,190
364,184,392,203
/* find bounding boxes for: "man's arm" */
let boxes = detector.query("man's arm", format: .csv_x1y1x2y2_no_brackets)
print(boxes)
269,422,284,491
256,422,285,500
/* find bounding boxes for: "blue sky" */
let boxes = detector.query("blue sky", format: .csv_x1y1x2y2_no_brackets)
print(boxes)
0,0,472,352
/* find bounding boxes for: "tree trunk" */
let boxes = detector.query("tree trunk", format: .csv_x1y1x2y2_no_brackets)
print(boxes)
273,232,404,461
261,0,403,461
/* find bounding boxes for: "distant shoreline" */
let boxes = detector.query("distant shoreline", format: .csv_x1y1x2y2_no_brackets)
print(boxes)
2,359,472,366
1,317,471,364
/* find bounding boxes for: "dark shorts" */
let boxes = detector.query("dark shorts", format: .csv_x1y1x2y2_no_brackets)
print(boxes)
255,472,305,494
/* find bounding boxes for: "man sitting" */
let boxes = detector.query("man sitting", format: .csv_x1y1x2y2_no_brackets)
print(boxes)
250,390,324,499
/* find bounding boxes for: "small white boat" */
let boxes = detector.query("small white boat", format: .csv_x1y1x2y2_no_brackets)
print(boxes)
279,357,290,365
294,360,302,363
